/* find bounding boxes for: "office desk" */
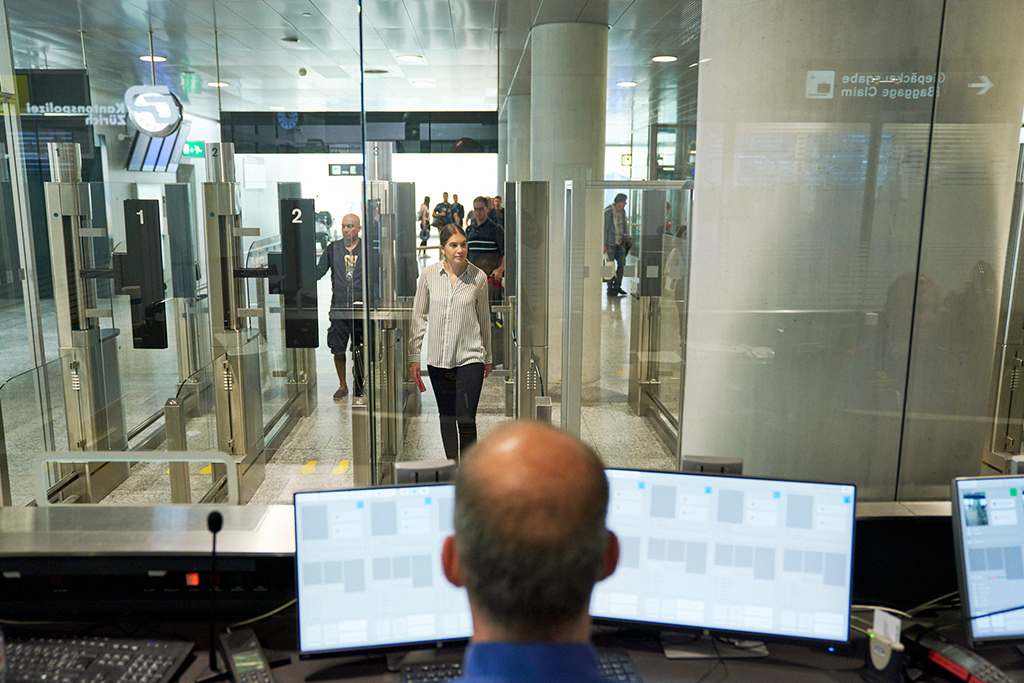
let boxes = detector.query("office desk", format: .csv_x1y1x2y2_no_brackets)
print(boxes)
166,627,1024,683
169,639,869,683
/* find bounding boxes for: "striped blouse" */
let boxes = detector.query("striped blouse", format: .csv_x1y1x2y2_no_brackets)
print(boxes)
409,260,492,368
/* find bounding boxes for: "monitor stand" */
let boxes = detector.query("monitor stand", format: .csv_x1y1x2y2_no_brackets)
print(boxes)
661,632,769,659
386,645,467,672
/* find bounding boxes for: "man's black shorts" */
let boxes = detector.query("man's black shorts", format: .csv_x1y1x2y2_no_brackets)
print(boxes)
327,318,363,355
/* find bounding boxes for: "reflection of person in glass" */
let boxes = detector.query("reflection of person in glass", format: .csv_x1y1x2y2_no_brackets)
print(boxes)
409,224,492,460
316,213,363,400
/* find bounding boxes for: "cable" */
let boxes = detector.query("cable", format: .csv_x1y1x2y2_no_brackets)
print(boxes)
852,604,914,621
914,602,1024,643
225,598,297,633
907,591,959,616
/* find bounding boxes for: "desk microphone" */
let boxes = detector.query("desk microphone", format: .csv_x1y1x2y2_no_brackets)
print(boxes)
207,510,223,675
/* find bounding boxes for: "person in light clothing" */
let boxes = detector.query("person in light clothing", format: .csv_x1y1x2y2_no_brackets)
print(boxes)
409,223,492,460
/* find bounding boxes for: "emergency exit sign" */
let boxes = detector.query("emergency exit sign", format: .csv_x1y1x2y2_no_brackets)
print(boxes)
182,141,205,157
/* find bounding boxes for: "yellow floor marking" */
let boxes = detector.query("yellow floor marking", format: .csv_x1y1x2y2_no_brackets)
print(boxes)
333,461,350,474
302,461,318,474
200,464,212,475
616,370,629,374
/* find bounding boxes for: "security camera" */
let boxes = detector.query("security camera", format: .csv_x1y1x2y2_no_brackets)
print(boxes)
298,68,307,76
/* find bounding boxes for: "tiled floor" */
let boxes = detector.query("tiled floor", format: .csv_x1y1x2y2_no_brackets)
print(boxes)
246,267,676,505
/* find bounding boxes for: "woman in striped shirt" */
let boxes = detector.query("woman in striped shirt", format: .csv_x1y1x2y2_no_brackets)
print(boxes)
409,223,492,460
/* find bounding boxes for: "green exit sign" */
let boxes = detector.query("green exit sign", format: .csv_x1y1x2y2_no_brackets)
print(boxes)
182,141,205,157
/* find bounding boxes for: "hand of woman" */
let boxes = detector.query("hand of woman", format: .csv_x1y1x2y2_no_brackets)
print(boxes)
484,363,492,378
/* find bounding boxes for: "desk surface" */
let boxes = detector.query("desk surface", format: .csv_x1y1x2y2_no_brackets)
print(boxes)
170,637,1024,683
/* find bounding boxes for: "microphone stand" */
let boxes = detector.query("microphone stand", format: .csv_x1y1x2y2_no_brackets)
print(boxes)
197,510,230,683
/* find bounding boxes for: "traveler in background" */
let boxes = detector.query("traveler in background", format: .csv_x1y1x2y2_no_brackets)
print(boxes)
409,224,492,460
433,192,452,230
489,195,504,226
316,213,364,399
451,193,466,227
441,421,620,683
419,195,431,246
603,193,629,297
466,196,505,313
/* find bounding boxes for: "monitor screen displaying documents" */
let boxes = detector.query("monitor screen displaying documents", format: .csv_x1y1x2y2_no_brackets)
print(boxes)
592,469,856,643
294,484,472,656
951,475,1024,645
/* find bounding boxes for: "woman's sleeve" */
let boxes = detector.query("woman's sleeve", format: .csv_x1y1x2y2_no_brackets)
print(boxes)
409,268,430,363
476,273,492,365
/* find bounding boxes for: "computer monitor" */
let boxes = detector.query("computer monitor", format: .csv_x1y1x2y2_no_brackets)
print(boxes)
293,484,472,658
592,469,856,652
950,475,1024,646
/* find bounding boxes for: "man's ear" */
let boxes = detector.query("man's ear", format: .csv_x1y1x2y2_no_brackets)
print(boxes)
442,535,464,587
599,531,619,581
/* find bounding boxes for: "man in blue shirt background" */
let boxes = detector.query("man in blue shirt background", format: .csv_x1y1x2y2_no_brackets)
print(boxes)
441,422,620,682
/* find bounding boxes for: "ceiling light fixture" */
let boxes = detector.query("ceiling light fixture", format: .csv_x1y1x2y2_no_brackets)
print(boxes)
397,55,423,62
412,81,434,87
699,57,711,63
652,55,677,63
689,63,699,68
364,69,388,74
207,81,229,88
616,80,638,87
269,106,286,110
139,55,166,62
281,36,300,43
301,12,312,16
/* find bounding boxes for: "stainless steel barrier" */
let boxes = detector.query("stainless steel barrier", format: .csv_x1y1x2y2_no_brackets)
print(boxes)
508,181,550,421
202,142,265,502
34,450,239,506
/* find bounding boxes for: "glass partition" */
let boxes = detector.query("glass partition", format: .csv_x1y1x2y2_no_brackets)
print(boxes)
0,357,66,506
564,184,687,473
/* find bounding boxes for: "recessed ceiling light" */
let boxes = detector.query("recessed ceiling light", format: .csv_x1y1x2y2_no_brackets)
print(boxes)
616,80,638,87
699,57,711,63
364,69,388,74
689,63,699,68
652,55,677,63
397,55,423,62
412,81,434,88
281,36,300,43
269,106,286,110
207,81,229,88
139,55,166,62
301,12,312,16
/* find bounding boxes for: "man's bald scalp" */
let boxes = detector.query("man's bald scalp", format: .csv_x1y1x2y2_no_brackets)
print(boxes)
452,422,610,639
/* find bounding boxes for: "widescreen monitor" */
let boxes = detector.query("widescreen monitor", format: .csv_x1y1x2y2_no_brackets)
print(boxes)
951,475,1024,646
293,484,472,657
593,469,856,647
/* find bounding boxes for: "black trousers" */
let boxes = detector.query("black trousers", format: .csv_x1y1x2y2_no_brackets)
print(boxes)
427,363,485,460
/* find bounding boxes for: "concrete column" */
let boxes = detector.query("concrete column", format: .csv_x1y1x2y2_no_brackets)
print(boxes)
530,22,607,387
506,94,531,181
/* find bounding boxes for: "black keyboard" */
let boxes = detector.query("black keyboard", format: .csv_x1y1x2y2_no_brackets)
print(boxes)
6,635,194,683
400,648,642,682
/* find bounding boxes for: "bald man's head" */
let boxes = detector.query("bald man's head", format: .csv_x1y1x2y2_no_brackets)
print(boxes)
450,422,612,639
341,213,361,243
